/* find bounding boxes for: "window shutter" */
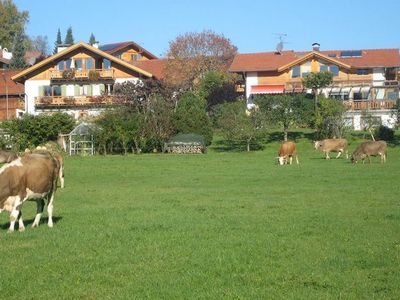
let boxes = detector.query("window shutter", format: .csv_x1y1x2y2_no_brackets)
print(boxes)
38,86,44,96
61,85,66,96
100,84,105,95
88,85,93,96
74,85,80,96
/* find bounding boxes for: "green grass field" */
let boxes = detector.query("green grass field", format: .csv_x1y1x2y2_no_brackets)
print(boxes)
1,134,399,299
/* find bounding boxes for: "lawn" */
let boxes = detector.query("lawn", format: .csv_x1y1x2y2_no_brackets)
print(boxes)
1,135,399,299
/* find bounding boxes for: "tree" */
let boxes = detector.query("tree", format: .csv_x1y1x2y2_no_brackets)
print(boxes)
89,33,96,45
64,26,74,45
316,97,348,139
164,30,238,90
302,71,333,114
216,101,268,152
53,28,62,54
174,91,213,145
9,29,28,69
31,35,49,56
0,0,29,49
255,94,313,141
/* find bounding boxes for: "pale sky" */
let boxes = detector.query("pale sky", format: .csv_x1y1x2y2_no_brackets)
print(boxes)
14,0,400,57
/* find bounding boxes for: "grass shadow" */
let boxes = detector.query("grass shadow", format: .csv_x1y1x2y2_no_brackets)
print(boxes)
211,140,265,152
0,216,63,231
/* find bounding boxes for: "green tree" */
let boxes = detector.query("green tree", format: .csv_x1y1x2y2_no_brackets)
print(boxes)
216,101,268,152
316,97,348,139
255,94,313,141
53,28,62,54
302,71,333,114
89,33,96,45
0,0,29,49
64,26,74,45
174,91,213,145
9,29,28,69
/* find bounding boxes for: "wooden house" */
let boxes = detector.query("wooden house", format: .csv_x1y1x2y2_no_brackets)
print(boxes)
229,44,400,129
11,42,154,119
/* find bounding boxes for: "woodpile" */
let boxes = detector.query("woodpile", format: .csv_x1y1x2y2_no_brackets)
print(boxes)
165,144,204,154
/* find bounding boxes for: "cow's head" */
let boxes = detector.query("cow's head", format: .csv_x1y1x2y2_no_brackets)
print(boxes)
277,156,285,165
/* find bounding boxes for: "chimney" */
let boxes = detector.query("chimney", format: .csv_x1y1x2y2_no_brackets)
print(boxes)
312,43,320,51
92,41,99,49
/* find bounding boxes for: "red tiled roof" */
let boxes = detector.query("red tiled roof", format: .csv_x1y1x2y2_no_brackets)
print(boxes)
0,69,25,95
229,48,400,72
132,59,167,80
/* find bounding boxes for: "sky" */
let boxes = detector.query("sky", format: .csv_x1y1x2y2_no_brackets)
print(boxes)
13,0,400,57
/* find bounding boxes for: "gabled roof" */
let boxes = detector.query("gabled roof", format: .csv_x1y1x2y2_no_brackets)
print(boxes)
11,42,153,83
99,41,158,59
229,48,400,72
0,69,25,95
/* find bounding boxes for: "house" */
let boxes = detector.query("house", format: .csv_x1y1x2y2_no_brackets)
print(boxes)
0,69,25,120
229,44,400,129
11,42,154,119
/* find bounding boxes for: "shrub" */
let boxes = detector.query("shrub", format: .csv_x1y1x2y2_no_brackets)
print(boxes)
374,125,394,141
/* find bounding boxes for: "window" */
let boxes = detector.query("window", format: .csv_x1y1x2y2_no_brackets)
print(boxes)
75,59,83,70
57,61,65,71
44,86,52,96
329,65,339,76
53,85,61,96
292,66,300,78
302,71,310,78
357,69,370,75
85,58,94,70
65,59,72,70
320,65,328,72
103,59,111,69
131,53,142,61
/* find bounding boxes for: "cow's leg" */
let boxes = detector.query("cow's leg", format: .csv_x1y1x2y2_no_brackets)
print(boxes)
47,193,55,228
289,156,293,165
32,199,45,228
18,211,25,232
336,151,342,158
345,151,349,159
59,166,65,189
8,196,23,233
295,155,299,164
325,152,330,159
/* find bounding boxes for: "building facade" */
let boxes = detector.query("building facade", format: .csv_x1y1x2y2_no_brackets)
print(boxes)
229,45,400,129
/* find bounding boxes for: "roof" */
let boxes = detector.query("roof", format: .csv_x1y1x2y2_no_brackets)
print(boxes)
99,41,158,59
11,42,153,83
0,69,25,95
132,59,167,80
229,48,400,72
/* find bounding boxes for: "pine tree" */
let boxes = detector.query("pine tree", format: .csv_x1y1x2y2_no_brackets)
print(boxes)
53,28,62,54
64,26,74,45
9,29,28,69
89,33,96,45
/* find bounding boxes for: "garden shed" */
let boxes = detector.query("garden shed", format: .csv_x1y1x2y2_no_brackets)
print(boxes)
163,133,206,154
66,122,97,155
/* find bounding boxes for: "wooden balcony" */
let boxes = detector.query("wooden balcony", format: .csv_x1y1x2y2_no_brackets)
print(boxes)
35,95,115,108
343,100,397,110
50,69,115,81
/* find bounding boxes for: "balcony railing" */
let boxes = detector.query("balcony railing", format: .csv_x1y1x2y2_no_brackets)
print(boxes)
50,69,115,80
343,100,397,110
35,95,115,107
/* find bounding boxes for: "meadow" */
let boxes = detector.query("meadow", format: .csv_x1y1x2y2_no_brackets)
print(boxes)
0,134,399,299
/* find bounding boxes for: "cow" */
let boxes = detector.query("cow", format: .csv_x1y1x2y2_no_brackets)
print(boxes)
0,150,18,164
0,153,60,232
314,138,348,159
277,141,299,165
351,140,387,164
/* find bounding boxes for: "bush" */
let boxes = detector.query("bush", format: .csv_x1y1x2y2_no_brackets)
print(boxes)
374,125,394,141
0,113,75,151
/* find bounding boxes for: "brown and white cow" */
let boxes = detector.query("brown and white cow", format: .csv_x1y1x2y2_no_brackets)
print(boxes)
0,150,18,164
0,153,59,232
314,138,348,159
351,140,387,164
277,141,299,165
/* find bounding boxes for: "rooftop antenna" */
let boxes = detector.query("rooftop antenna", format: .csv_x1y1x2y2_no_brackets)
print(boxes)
274,33,287,54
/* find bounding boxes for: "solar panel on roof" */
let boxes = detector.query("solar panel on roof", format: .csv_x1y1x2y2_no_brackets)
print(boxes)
99,43,124,51
340,50,362,57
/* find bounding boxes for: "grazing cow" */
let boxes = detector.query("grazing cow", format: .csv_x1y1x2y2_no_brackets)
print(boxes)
0,153,59,232
314,139,348,159
351,140,387,164
277,141,299,165
0,150,18,164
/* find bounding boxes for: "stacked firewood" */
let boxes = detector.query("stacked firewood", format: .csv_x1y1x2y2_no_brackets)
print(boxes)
166,145,204,154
